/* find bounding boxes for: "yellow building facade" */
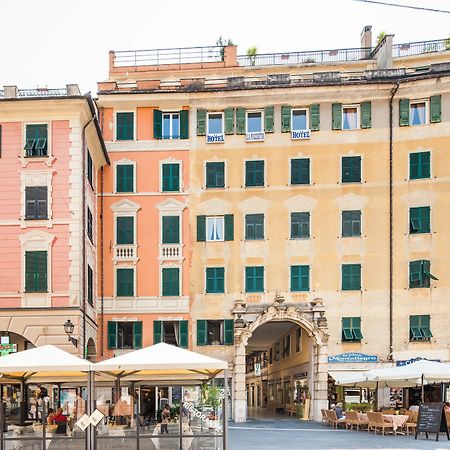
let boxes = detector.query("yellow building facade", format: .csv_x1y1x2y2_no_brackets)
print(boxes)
97,30,450,421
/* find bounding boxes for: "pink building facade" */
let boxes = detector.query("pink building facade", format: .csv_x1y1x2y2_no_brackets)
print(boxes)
0,85,108,357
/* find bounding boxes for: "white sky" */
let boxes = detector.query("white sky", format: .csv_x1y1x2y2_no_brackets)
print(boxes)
1,0,449,94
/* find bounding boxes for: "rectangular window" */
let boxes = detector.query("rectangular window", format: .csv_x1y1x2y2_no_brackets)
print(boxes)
24,124,48,157
291,158,310,185
246,111,263,133
409,207,430,234
206,267,225,294
409,151,430,180
87,265,93,305
162,163,180,192
116,112,134,141
410,101,427,126
116,164,134,193
245,160,264,187
108,321,142,350
87,207,93,243
207,113,224,134
25,187,47,220
290,265,310,292
245,266,264,293
282,334,291,358
162,267,180,296
342,156,361,183
87,150,93,188
342,106,359,130
291,212,310,239
154,320,188,348
162,112,180,139
342,210,361,237
25,251,47,293
342,264,361,291
197,320,234,346
295,328,302,353
292,109,308,130
245,214,264,240
116,268,134,297
342,317,363,342
162,216,180,244
409,315,432,341
409,260,437,288
116,216,134,245
206,216,224,241
205,162,225,188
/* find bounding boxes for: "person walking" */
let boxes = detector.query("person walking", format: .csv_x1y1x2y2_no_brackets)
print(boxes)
161,404,171,434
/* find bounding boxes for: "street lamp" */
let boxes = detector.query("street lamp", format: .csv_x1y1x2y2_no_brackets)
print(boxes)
63,319,78,348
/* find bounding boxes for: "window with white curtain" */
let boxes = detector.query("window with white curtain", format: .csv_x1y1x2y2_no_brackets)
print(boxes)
206,216,224,241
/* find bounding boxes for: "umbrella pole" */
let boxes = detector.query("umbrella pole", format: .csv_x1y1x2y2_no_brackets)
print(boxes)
375,381,378,411
421,374,424,403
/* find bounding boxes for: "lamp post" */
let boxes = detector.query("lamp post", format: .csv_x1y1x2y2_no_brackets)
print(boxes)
63,319,78,348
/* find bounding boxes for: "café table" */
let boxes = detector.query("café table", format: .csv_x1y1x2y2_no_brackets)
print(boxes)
357,413,409,432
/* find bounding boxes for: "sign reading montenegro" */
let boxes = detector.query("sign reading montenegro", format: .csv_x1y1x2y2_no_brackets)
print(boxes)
328,352,378,363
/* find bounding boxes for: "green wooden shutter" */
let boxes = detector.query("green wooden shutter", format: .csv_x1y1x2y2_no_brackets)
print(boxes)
117,268,134,297
224,214,234,241
162,268,179,296
361,101,371,129
116,112,134,140
224,319,234,345
180,109,189,139
430,95,441,123
36,251,47,292
409,260,422,288
107,321,118,349
197,215,206,242
309,104,320,131
236,108,246,134
179,320,188,348
153,320,163,344
224,108,234,134
197,109,207,136
342,318,353,341
197,320,207,346
399,99,410,126
133,321,142,349
264,106,274,133
332,103,342,130
153,109,162,139
25,252,35,292
117,217,134,244
162,216,180,244
281,106,291,133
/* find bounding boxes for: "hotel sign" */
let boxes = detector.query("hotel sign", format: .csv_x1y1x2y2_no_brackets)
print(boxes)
206,133,225,143
246,132,265,142
328,352,378,363
291,129,311,140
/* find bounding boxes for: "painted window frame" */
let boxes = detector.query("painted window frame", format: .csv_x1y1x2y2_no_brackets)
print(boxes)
244,159,265,187
207,112,224,135
205,161,226,189
23,122,51,158
409,99,429,126
115,111,136,141
205,267,225,294
114,159,136,194
162,111,181,140
245,110,264,133
115,266,136,297
341,155,362,183
342,104,360,130
341,263,362,291
206,216,225,242
244,213,265,240
160,159,182,193
161,266,182,297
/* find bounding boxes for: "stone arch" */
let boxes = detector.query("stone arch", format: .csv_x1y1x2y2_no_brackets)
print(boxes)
232,297,329,423
86,338,97,361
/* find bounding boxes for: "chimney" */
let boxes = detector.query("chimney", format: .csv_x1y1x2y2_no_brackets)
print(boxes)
360,25,372,57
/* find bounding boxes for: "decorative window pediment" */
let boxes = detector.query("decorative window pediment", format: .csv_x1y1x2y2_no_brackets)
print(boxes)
110,199,141,214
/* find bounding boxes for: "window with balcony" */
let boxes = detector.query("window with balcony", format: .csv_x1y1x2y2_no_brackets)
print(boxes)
245,214,264,240
291,158,310,185
25,187,47,220
342,210,361,237
205,162,225,188
206,267,225,293
291,212,310,239
25,251,47,293
116,268,134,297
107,321,142,349
342,156,361,183
290,265,309,292
116,164,134,193
24,124,48,157
342,317,363,342
116,112,134,141
342,264,361,291
116,216,134,245
162,267,180,296
196,319,234,346
153,320,188,348
245,266,264,293
409,315,432,342
162,163,180,192
409,151,430,180
245,160,264,187
409,260,437,288
197,215,233,242
162,216,180,244
409,207,430,234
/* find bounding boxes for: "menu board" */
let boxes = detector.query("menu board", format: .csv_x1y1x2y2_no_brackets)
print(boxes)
415,402,449,441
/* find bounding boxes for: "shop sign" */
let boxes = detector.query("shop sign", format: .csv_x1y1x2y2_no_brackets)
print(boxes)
206,133,225,143
291,129,311,140
255,363,261,376
246,131,265,142
396,357,440,367
0,344,17,356
328,352,378,363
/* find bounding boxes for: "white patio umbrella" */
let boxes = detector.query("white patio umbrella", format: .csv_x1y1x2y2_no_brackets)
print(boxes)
330,371,420,388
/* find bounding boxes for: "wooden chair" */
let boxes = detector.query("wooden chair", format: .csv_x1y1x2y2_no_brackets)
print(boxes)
367,412,395,435
326,410,345,429
320,409,328,424
445,411,450,430
285,403,296,417
344,411,358,430
353,412,369,431
403,410,418,435
382,409,396,415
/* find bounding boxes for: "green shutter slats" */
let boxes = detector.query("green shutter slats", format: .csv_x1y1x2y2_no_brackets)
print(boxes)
224,214,234,241
410,151,431,180
206,267,225,293
162,163,180,192
430,95,441,123
162,216,180,244
281,106,291,133
224,319,234,345
179,320,188,348
290,265,309,292
117,268,134,297
245,266,264,293
107,321,118,349
399,99,410,126
206,162,225,188
245,214,264,240
197,109,207,136
332,103,342,130
409,207,430,234
162,268,180,296
197,215,206,242
153,320,163,344
342,264,361,290
224,108,235,134
133,321,143,348
153,109,162,139
309,104,320,131
25,251,47,293
116,164,134,192
361,101,371,129
197,320,207,346
291,158,310,185
290,212,310,239
245,160,265,187
236,108,246,134
116,216,134,244
180,109,189,139
264,106,274,133
116,112,134,140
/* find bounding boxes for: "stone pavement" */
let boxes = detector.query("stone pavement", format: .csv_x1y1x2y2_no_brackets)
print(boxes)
228,419,450,450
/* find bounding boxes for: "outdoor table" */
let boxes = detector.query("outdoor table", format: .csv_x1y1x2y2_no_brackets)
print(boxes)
382,414,409,431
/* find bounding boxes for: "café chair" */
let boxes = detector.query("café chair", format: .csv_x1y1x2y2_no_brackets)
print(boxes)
367,412,395,435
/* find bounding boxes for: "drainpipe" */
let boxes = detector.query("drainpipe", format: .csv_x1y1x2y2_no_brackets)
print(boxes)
388,82,399,362
81,118,94,358
100,166,105,357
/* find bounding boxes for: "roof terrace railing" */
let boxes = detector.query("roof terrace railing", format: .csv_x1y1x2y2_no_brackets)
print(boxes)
17,88,68,97
392,38,449,58
0,90,4,98
237,47,372,66
113,45,224,67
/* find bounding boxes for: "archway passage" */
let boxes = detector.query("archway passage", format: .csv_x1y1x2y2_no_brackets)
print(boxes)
0,331,35,354
245,321,312,420
86,337,97,361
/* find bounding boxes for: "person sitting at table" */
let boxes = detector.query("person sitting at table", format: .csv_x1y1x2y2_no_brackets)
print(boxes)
51,408,67,434
334,402,345,419
46,408,55,425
